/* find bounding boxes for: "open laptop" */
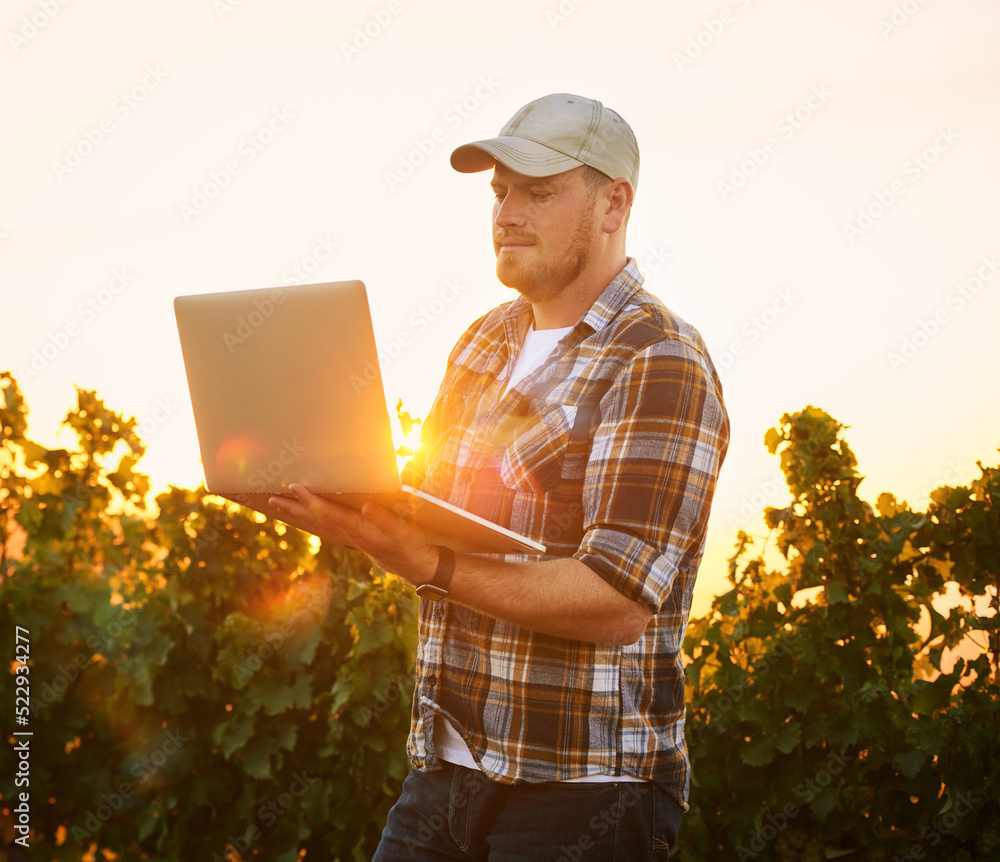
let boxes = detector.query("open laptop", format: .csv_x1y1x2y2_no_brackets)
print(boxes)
173,279,545,555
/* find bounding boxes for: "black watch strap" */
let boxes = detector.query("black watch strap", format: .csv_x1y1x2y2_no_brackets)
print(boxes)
415,546,455,602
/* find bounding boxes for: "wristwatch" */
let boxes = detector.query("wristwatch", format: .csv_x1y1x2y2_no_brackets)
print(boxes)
415,546,455,602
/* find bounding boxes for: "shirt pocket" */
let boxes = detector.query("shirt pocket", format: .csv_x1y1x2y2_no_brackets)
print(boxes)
499,404,578,494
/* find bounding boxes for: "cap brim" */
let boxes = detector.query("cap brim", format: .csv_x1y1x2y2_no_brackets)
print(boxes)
450,136,585,178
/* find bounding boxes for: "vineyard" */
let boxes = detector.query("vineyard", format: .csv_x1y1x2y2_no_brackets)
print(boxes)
1,372,998,860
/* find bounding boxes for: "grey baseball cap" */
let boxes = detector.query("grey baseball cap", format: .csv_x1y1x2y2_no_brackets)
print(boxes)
450,93,639,191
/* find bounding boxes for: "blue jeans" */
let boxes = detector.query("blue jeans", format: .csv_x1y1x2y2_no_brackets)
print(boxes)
371,762,682,861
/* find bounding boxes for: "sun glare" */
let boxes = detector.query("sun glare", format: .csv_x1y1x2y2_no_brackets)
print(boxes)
215,435,265,484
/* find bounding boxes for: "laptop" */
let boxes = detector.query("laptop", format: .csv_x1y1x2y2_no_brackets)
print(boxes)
173,279,545,555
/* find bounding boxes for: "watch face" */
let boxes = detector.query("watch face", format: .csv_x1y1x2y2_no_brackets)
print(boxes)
415,583,449,601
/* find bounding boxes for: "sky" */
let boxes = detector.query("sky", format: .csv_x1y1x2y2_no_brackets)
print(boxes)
3,0,999,616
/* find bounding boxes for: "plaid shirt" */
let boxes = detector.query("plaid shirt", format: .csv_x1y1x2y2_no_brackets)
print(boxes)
400,259,729,805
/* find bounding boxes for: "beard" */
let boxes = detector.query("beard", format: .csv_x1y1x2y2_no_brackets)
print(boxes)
494,209,598,303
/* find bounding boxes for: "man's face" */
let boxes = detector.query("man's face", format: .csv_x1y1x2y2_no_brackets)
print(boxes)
490,164,601,303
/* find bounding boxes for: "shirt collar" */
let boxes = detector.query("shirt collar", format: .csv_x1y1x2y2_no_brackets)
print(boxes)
499,258,645,338
579,257,645,336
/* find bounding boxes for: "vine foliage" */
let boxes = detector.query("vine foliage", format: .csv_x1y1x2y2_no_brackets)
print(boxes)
678,406,1000,861
1,377,998,860
0,372,417,861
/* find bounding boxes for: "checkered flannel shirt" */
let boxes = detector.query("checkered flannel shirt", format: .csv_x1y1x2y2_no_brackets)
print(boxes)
400,259,730,806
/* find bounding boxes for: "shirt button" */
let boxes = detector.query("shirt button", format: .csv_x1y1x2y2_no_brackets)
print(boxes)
426,674,437,687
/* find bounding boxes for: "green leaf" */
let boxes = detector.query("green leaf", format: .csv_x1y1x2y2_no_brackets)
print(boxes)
242,734,274,780
827,581,849,604
329,676,353,715
215,712,255,759
774,722,801,754
893,748,926,779
256,677,302,716
775,581,793,607
811,784,839,821
276,721,297,752
736,698,770,727
910,677,953,715
740,736,774,766
785,687,812,711
300,777,330,823
353,619,390,655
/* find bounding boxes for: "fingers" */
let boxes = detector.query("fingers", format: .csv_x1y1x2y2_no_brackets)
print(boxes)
360,499,399,531
268,487,438,584
268,485,356,545
269,485,412,549
286,483,353,524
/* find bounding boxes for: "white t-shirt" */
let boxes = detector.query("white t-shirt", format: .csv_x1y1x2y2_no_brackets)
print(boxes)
434,716,645,783
503,325,573,395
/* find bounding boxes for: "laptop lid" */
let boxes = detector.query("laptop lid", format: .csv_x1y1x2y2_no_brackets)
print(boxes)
174,280,401,497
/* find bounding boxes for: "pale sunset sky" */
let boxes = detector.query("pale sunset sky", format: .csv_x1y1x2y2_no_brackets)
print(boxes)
3,0,999,614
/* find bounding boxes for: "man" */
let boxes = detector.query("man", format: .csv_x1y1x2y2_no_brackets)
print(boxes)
270,93,729,860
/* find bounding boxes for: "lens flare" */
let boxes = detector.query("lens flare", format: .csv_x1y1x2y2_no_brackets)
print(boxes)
214,434,265,484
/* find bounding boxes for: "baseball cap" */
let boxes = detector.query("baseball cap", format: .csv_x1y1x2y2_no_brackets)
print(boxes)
450,93,639,191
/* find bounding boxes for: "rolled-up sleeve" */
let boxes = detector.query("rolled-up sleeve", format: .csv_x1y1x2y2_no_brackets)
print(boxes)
573,339,730,611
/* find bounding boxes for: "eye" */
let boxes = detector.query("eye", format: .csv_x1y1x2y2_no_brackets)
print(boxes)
531,192,553,202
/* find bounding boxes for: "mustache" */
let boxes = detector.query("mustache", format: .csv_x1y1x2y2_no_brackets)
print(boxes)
494,232,536,246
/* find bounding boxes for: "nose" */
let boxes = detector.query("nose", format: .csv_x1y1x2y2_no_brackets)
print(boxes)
493,192,526,229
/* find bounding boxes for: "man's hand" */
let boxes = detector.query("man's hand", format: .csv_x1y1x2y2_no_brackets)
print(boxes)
268,484,439,586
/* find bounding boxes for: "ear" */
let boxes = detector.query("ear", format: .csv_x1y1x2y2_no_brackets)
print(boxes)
601,178,634,234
